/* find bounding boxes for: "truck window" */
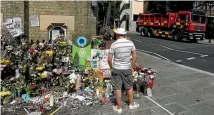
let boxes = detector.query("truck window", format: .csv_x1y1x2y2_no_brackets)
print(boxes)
192,14,205,24
179,15,188,21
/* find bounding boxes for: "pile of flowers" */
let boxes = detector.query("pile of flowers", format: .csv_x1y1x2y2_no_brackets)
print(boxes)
133,65,157,96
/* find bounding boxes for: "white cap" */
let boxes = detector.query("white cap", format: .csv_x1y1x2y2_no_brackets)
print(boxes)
115,28,127,35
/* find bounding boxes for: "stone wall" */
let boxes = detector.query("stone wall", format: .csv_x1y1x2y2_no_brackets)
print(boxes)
1,1,25,28
1,1,96,41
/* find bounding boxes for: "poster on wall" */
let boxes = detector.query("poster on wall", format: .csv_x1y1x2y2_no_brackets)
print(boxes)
91,58,99,69
30,15,39,27
3,18,23,38
12,17,22,34
99,49,110,69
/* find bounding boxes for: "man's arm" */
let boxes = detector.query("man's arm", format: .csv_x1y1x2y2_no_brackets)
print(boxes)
108,44,114,69
108,53,113,69
131,50,137,69
131,42,137,69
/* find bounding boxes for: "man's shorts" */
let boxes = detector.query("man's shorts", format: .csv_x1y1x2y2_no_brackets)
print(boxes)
111,68,133,90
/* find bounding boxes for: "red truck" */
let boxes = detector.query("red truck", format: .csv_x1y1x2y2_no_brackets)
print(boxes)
136,10,206,42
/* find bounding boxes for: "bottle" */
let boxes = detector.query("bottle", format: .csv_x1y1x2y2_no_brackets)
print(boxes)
147,88,152,97
50,94,54,107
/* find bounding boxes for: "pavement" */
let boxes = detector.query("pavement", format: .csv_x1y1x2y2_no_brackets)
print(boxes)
54,50,214,115
135,51,214,115
128,32,214,73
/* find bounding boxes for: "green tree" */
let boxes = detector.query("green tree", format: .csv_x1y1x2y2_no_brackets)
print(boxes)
98,1,120,25
148,1,194,13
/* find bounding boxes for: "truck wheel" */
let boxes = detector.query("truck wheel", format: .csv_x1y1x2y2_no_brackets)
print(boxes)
140,28,146,36
190,38,198,43
147,29,153,37
173,32,182,41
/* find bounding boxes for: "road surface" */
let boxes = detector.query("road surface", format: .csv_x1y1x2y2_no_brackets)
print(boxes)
129,33,214,73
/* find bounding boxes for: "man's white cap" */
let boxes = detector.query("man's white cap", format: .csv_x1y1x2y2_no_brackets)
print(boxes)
115,28,127,35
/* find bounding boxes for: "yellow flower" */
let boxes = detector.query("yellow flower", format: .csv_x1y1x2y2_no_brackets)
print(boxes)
0,59,12,64
0,91,11,97
36,66,45,71
45,50,54,56
40,72,48,78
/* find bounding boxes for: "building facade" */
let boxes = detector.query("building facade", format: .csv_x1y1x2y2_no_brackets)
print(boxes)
119,0,147,32
1,1,97,41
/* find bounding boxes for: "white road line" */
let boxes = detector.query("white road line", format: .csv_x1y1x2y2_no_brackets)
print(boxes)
145,96,174,115
136,49,171,61
133,39,206,56
201,55,209,57
175,60,182,62
136,50,214,76
186,57,195,60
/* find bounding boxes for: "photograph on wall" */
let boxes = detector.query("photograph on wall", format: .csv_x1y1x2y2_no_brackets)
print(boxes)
3,18,22,38
30,15,40,27
12,17,23,35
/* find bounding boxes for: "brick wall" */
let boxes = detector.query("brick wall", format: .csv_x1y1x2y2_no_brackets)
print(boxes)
1,1,24,28
1,1,96,41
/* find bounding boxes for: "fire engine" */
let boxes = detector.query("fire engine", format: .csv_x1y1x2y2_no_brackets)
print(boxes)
136,10,206,42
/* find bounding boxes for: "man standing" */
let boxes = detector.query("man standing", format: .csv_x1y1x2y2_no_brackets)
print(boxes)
108,28,139,114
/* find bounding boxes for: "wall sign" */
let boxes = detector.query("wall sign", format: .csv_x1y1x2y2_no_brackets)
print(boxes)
30,15,39,27
78,48,86,57
3,18,23,38
76,36,87,48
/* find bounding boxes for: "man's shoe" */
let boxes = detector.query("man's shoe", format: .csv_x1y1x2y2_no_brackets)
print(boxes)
129,102,139,110
113,106,122,114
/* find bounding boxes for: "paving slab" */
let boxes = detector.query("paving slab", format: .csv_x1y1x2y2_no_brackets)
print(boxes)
170,92,204,107
151,86,174,99
173,72,212,83
154,77,180,87
134,108,158,115
164,83,191,94
179,111,196,115
190,88,214,101
186,103,214,115
152,107,171,115
132,98,149,112
154,96,176,104
203,86,214,95
153,98,169,106
180,79,213,90
115,109,135,115
202,99,214,111
98,107,115,115
164,103,188,114
141,99,158,108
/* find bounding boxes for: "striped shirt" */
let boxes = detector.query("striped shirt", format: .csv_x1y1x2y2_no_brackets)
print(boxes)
109,38,136,70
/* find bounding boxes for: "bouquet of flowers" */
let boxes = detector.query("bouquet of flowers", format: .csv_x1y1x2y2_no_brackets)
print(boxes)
133,65,157,96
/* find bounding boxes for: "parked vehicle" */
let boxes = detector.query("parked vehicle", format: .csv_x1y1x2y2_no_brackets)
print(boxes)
136,10,206,42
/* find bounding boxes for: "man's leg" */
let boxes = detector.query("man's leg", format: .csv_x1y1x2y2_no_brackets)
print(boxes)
111,68,122,109
116,89,122,109
122,69,139,109
127,88,134,105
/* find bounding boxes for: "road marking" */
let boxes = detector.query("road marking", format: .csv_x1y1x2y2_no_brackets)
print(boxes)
201,55,209,57
186,57,195,60
145,96,174,115
136,49,171,61
136,50,214,76
133,39,206,56
175,60,182,62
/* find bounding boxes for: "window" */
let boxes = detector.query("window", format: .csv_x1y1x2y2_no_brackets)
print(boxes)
48,26,66,43
179,15,189,21
133,14,139,21
192,14,206,24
